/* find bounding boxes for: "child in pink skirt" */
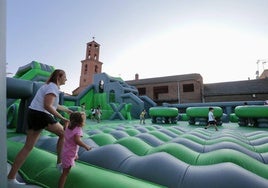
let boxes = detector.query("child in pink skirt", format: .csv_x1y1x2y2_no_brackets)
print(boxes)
58,111,92,188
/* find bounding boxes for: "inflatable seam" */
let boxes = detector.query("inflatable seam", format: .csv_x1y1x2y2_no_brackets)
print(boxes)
178,164,191,188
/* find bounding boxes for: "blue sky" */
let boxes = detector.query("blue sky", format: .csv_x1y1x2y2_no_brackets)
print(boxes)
7,0,268,93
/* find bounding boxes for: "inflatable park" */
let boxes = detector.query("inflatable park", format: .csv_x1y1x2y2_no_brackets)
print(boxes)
6,61,268,188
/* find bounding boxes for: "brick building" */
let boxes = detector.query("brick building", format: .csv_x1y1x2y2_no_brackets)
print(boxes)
126,74,204,105
126,74,268,105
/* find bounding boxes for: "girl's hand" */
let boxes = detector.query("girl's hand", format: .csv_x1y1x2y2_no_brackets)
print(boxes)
85,145,92,151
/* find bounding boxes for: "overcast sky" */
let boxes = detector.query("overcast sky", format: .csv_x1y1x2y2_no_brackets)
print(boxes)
7,0,268,93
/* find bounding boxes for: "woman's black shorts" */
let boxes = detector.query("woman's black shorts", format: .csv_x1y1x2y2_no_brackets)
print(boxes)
28,109,58,131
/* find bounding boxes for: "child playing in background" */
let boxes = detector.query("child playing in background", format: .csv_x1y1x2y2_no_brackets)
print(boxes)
140,109,146,124
90,107,96,121
205,107,218,131
58,112,92,188
95,105,102,123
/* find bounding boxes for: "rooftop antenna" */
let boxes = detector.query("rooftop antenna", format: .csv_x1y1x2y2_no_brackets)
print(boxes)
262,60,267,70
256,60,260,79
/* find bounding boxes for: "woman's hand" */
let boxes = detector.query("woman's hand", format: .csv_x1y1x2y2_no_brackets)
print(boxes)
57,104,73,114
61,117,70,129
62,117,69,124
66,109,73,114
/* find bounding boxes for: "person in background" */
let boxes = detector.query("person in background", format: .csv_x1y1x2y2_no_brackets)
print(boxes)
7,69,73,186
140,109,146,124
205,107,218,131
58,111,92,188
80,103,86,112
243,102,254,126
91,107,96,121
95,105,102,123
99,80,104,93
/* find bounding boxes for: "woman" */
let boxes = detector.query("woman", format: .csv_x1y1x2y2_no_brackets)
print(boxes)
8,69,72,186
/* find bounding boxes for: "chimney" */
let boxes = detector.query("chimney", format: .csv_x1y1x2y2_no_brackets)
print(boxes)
135,73,139,80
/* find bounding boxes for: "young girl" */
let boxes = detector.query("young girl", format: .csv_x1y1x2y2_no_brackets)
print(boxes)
58,112,92,188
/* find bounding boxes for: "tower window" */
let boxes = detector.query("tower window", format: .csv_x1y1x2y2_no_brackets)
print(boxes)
87,50,91,59
95,65,98,73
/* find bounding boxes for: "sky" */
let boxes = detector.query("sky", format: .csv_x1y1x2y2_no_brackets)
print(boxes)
7,0,268,94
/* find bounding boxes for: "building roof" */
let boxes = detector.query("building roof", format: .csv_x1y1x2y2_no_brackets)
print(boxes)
87,40,100,46
204,78,268,96
260,69,268,79
126,73,203,85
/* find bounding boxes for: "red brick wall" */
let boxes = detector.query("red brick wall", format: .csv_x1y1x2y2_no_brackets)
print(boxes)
136,79,203,105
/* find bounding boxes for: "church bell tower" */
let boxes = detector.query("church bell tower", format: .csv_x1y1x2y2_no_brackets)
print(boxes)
73,38,103,95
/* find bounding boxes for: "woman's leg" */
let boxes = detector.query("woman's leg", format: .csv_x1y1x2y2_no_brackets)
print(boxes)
8,129,41,179
46,122,65,164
